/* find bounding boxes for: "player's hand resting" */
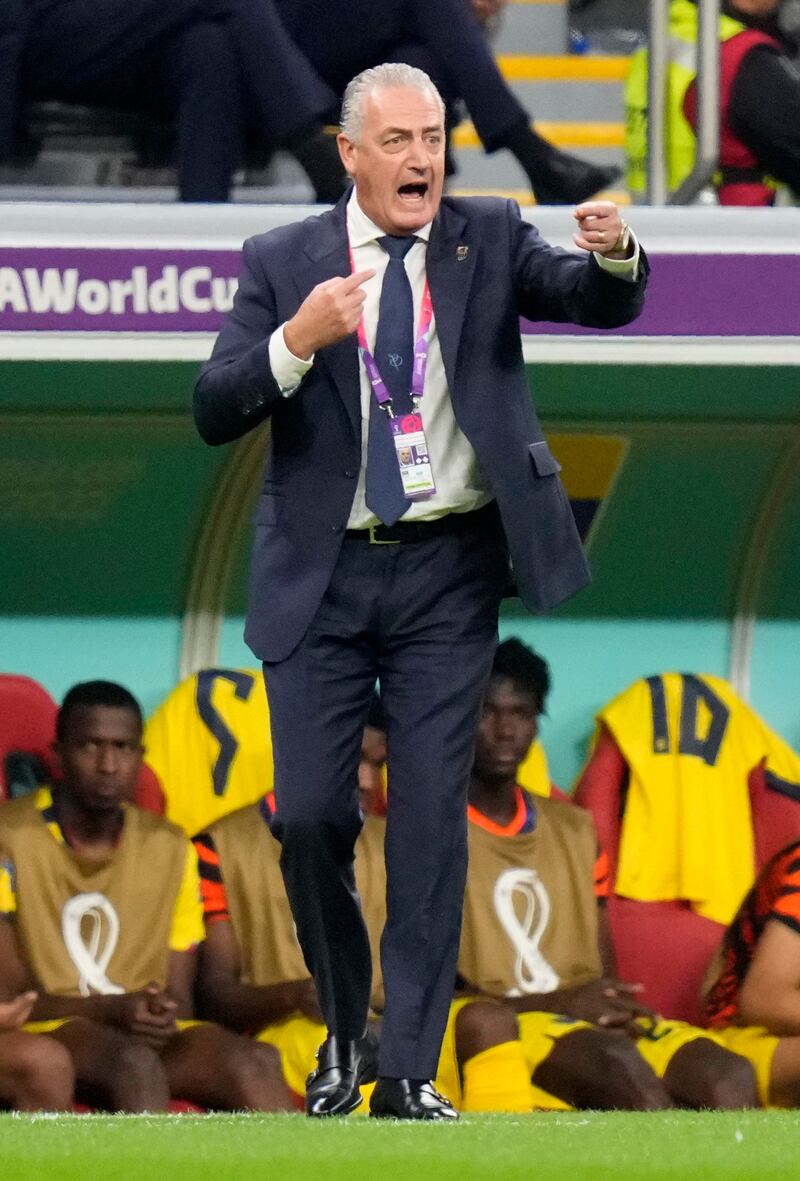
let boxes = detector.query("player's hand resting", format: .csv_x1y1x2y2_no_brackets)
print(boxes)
108,983,178,1047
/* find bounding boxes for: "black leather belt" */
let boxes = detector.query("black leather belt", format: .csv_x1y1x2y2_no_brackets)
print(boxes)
345,503,497,545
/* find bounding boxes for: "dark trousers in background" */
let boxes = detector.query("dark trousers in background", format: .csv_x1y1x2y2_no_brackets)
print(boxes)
276,0,531,150
264,514,508,1079
22,0,338,201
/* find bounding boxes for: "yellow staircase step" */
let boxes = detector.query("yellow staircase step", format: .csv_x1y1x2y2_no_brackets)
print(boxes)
452,120,625,150
497,55,631,83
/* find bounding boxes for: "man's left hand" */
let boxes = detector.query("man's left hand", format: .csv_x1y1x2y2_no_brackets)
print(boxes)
573,202,631,259
0,990,37,1032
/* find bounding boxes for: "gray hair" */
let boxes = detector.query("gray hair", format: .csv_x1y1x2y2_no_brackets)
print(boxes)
340,62,445,143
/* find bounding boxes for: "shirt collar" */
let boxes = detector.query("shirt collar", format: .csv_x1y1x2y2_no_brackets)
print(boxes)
347,189,432,249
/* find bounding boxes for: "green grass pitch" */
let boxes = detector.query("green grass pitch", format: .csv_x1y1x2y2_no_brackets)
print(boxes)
2,1111,798,1181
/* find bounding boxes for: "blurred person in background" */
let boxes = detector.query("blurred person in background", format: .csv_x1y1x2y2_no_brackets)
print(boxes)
627,0,800,204
0,681,293,1112
704,836,800,1107
458,640,758,1111
4,0,346,202
275,0,620,204
0,3,25,168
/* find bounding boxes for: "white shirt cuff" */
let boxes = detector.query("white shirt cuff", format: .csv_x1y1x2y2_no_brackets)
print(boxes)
269,323,314,397
593,232,640,282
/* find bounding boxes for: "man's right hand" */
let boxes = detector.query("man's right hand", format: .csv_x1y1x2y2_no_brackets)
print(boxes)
107,984,178,1048
283,270,375,360
547,978,655,1037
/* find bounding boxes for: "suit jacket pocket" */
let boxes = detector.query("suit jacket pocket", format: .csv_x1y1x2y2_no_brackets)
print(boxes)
528,441,562,476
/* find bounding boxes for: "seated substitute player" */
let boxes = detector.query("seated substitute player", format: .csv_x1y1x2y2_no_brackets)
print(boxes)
0,681,292,1113
0,990,74,1111
358,692,388,816
704,838,800,1107
458,639,757,1110
193,721,535,1117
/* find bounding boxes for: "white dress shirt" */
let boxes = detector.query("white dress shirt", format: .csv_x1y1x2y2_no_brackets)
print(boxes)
268,191,639,528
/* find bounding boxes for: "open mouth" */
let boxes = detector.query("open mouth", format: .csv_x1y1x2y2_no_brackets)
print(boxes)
398,182,428,202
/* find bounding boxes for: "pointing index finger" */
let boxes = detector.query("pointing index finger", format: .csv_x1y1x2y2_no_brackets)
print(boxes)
343,269,376,290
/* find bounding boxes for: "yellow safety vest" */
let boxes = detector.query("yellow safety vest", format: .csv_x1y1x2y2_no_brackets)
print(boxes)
625,0,748,194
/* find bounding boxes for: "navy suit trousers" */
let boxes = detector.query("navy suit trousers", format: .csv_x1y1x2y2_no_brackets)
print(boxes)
264,509,508,1079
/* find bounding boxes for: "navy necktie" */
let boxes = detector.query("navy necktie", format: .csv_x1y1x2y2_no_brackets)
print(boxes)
365,234,416,526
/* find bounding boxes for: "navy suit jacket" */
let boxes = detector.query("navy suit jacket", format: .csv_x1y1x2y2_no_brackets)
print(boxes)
194,194,648,662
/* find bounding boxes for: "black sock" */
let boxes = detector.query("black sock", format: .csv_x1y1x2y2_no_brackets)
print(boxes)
500,118,558,172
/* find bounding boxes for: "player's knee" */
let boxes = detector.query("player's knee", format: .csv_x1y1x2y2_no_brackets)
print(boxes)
114,1041,165,1092
4,1034,74,1109
455,1001,518,1063
237,1039,283,1082
219,1035,286,1102
690,1049,758,1110
33,1039,75,1109
595,1037,672,1111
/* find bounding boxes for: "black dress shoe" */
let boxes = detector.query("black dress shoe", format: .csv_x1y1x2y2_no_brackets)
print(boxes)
531,155,622,206
369,1077,459,1121
305,1030,379,1117
501,120,621,206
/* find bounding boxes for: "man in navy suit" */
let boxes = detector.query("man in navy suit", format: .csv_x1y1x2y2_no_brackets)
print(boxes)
194,62,647,1121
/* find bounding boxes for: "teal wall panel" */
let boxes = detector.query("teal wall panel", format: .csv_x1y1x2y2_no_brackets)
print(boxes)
749,621,800,753
0,616,182,717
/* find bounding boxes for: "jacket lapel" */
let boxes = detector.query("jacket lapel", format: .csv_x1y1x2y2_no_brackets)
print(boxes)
291,197,476,434
293,195,361,437
425,201,476,393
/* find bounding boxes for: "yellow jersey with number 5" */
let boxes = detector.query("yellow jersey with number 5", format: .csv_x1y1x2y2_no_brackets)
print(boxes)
144,668,273,837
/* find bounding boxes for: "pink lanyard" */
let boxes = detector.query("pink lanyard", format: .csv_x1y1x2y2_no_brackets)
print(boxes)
349,243,434,415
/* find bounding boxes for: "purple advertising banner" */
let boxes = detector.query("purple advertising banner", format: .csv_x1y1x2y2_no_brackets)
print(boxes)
2,247,800,336
0,248,241,333
526,253,800,338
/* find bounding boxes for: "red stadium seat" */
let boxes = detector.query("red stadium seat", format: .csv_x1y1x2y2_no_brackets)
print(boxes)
0,674,58,801
749,756,800,869
574,723,800,1026
132,761,166,815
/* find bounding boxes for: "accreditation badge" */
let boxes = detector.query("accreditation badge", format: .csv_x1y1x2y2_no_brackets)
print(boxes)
390,413,436,499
